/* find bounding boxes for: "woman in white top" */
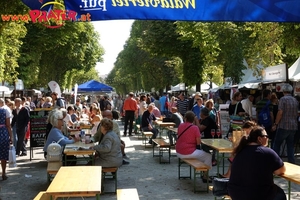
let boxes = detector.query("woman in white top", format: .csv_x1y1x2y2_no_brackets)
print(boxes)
64,106,75,128
89,106,102,135
139,95,147,117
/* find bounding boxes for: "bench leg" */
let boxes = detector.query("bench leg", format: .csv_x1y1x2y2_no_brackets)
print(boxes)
102,171,117,194
178,158,191,179
193,170,209,193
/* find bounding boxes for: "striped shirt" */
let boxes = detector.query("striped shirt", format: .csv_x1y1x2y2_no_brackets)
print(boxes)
277,94,298,130
176,99,189,116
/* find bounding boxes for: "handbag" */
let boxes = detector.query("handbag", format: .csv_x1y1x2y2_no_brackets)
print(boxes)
212,177,229,197
47,137,64,162
9,145,17,168
229,102,244,121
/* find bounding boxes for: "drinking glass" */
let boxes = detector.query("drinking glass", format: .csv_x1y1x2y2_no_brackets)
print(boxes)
216,129,221,138
211,129,216,139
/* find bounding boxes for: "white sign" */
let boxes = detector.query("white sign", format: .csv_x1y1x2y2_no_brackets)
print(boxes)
262,63,287,83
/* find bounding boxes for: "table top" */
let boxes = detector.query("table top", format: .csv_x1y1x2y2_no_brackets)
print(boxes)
167,127,178,133
201,139,233,153
279,162,300,184
64,142,95,155
155,121,175,127
46,166,102,196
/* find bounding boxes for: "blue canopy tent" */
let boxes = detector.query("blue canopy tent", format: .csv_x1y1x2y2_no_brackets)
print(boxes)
77,80,113,93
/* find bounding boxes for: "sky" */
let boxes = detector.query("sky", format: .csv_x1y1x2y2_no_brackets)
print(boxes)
92,20,134,76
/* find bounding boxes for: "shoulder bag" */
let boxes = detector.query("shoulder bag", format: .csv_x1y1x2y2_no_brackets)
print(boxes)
177,124,193,140
229,102,244,121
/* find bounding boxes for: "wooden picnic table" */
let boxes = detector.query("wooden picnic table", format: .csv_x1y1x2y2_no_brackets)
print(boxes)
201,139,233,174
46,166,102,200
64,142,95,165
279,162,300,200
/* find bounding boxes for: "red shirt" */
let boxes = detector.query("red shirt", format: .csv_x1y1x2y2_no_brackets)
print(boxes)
176,122,200,155
123,98,138,111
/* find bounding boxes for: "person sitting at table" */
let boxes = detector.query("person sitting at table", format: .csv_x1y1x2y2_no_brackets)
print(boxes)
89,106,102,136
228,126,286,200
64,106,75,128
199,107,219,166
167,107,183,146
219,120,256,178
191,97,204,122
43,109,80,159
141,104,159,144
89,118,123,168
176,111,212,182
92,110,130,165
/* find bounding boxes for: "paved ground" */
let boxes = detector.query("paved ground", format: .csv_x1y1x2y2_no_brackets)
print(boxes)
1,120,300,200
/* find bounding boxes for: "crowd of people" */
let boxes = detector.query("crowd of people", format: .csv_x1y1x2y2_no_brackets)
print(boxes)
0,83,299,200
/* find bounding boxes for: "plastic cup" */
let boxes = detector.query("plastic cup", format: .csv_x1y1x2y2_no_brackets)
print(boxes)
85,136,90,144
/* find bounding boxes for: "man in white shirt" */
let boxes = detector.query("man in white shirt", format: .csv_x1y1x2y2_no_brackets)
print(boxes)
241,95,254,118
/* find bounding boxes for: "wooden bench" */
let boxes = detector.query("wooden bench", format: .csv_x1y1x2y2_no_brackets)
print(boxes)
117,188,139,200
33,191,51,200
47,161,62,182
152,139,171,164
209,186,231,200
142,131,153,148
102,167,118,194
178,158,211,193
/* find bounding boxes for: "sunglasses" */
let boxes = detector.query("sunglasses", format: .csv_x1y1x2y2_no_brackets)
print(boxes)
261,135,269,138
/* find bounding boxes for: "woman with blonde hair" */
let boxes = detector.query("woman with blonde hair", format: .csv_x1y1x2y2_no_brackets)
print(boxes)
89,106,102,135
168,96,177,112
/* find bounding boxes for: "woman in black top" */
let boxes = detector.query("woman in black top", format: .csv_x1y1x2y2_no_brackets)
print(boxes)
228,92,246,116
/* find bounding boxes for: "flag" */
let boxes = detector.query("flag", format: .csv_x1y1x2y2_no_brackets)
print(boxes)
48,81,62,98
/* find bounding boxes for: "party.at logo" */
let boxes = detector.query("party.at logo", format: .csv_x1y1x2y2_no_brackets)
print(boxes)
1,1,91,28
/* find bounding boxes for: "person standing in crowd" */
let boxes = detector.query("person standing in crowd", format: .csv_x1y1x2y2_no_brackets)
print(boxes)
141,104,159,144
177,93,189,117
139,95,148,122
192,97,204,121
176,111,212,182
228,126,286,200
256,89,274,146
168,96,177,113
272,84,298,164
188,92,202,110
43,96,52,108
0,98,13,180
27,97,36,111
123,92,138,136
15,98,30,157
241,95,254,119
159,92,169,117
228,92,246,116
51,92,65,108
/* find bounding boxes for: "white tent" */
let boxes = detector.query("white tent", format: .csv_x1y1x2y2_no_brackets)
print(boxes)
238,60,263,89
0,86,13,97
289,57,300,81
169,82,218,94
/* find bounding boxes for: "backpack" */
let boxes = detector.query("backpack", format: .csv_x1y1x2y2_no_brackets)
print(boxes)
47,138,64,162
258,100,272,127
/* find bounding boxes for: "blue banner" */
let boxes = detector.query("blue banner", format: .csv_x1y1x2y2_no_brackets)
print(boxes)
24,0,300,22
22,0,53,11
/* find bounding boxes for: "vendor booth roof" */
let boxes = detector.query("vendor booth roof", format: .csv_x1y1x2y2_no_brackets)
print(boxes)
77,80,113,92
289,57,300,82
